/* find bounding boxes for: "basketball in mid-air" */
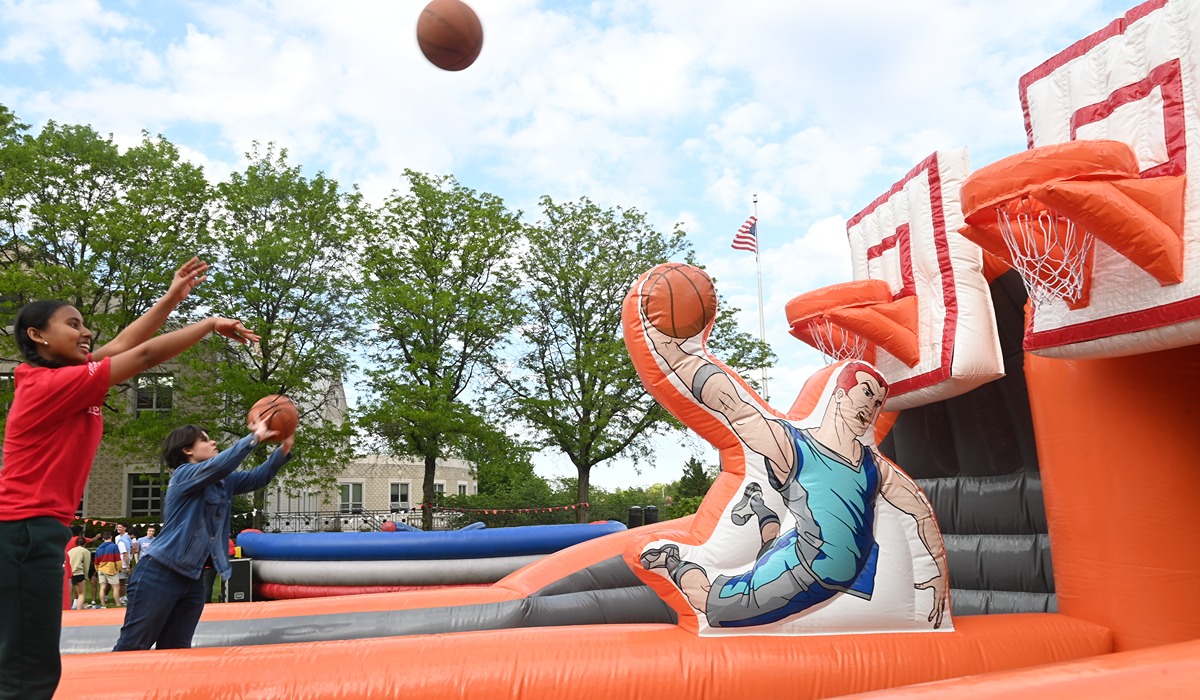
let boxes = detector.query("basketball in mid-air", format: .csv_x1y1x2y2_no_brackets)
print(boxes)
247,394,299,442
641,263,718,339
416,0,484,72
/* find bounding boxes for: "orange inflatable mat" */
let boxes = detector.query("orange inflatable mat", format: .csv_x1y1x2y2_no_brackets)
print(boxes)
57,613,1110,699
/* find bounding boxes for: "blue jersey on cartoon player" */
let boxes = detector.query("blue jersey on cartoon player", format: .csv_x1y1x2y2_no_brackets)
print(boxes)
705,422,882,628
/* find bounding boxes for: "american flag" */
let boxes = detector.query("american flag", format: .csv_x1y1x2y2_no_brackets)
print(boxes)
731,216,758,253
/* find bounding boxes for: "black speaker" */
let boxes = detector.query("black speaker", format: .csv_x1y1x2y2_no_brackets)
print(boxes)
226,558,253,602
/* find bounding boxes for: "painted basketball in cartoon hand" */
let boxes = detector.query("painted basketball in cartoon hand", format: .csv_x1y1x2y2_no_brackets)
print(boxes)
641,263,718,339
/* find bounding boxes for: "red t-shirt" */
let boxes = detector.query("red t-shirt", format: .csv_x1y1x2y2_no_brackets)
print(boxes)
0,357,111,524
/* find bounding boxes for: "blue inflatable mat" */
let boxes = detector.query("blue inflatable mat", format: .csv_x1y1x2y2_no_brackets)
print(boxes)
237,521,627,561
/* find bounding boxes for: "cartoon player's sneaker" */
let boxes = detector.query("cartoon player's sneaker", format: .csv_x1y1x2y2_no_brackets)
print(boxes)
730,482,764,526
640,543,681,572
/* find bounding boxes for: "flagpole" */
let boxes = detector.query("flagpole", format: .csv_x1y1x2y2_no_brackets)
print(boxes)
753,194,769,402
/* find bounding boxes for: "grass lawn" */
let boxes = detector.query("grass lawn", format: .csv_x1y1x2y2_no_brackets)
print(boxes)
76,569,224,609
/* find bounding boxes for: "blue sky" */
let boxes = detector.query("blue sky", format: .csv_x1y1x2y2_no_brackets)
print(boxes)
0,0,1133,489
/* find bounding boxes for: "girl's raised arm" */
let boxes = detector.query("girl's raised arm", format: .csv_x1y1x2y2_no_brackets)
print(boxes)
107,316,259,386
93,257,209,361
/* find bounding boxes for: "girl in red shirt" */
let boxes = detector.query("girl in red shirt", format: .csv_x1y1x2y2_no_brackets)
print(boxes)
0,258,259,700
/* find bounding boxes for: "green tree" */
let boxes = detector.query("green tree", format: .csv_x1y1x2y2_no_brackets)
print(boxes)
445,425,560,527
677,456,714,498
493,196,774,521
0,122,212,344
0,105,33,320
0,116,214,451
664,495,705,521
358,170,525,530
462,421,543,497
180,142,364,525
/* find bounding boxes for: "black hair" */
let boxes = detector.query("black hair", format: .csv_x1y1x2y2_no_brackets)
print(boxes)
162,424,208,469
70,524,84,536
75,536,86,547
13,300,70,368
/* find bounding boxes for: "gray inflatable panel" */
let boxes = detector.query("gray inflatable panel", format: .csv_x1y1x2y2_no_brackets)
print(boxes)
252,554,545,586
61,585,675,655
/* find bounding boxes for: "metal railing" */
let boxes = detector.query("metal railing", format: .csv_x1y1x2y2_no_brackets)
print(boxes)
259,508,464,533
250,504,663,533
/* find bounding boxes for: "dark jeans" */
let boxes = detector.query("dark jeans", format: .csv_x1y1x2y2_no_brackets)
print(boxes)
0,517,71,700
112,556,207,651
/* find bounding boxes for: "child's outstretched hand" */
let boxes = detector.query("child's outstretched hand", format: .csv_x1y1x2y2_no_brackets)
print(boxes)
166,257,209,304
213,318,261,344
248,418,279,444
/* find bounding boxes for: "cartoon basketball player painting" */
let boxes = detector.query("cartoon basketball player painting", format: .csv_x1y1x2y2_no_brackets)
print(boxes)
625,263,949,634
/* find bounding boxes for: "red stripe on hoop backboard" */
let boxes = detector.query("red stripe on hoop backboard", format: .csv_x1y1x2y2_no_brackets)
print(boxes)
1019,0,1170,149
866,224,917,299
1070,59,1187,178
849,152,957,395
1024,296,1200,350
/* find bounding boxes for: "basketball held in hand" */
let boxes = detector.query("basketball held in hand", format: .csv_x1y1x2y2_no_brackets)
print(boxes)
247,394,299,442
417,0,484,71
641,263,718,339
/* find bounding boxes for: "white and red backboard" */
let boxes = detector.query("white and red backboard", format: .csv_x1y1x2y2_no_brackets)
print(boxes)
846,149,1004,410
1018,0,1200,358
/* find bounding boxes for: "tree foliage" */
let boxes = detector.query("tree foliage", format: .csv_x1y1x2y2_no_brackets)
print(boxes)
492,196,775,520
490,196,684,518
0,117,214,450
357,170,525,529
175,143,363,521
0,123,212,345
677,456,715,498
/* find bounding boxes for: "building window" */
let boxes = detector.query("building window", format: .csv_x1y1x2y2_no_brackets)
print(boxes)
270,488,322,513
390,483,410,511
76,498,85,519
135,374,174,415
434,483,445,496
339,482,364,513
458,484,467,496
128,473,163,518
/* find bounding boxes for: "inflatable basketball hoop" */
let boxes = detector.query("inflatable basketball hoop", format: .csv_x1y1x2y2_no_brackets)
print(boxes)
960,139,1187,358
784,279,915,367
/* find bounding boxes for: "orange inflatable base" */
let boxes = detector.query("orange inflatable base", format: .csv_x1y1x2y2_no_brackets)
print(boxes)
57,613,1109,699
841,638,1200,699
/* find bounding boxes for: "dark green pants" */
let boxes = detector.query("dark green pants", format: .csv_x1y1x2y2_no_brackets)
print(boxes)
0,517,71,700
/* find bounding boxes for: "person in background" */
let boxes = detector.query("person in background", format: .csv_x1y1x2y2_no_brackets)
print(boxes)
61,524,93,611
137,526,157,561
66,525,102,608
115,523,133,604
93,532,122,609
66,537,92,611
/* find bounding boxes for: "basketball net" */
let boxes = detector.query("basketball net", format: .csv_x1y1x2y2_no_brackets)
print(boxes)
806,318,868,365
996,197,1094,309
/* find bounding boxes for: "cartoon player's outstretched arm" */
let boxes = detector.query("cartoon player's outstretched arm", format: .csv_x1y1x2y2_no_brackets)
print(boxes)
644,323,796,484
878,456,949,628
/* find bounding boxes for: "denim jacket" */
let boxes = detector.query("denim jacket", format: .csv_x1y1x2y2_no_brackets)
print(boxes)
146,434,291,580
